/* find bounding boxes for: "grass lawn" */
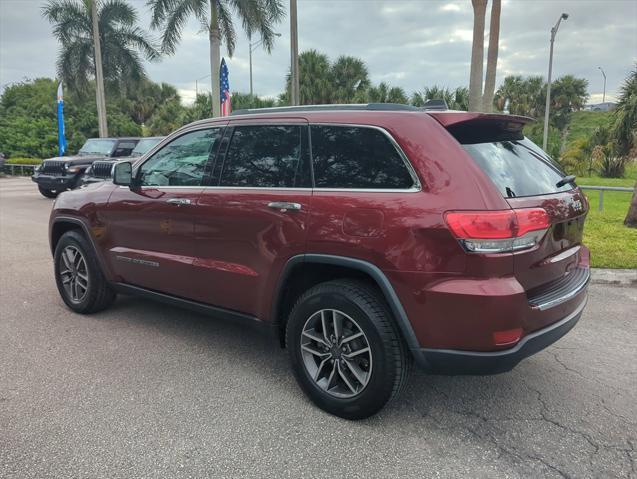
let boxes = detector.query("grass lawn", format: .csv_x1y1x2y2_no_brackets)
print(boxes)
577,169,636,269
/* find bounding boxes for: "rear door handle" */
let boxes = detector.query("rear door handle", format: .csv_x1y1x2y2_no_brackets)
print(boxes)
267,201,302,212
166,198,192,206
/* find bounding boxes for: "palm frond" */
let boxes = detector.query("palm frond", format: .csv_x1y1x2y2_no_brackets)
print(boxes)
217,1,237,56
99,0,137,28
151,0,205,54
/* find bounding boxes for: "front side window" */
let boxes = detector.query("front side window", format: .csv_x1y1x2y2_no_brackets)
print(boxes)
219,125,304,188
138,128,219,187
310,125,415,189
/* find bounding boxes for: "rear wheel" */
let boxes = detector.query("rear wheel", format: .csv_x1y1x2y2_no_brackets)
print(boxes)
286,279,410,419
54,230,115,314
38,186,59,198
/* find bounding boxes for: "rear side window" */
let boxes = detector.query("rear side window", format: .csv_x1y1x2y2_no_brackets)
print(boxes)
462,137,573,198
310,125,415,189
220,125,307,188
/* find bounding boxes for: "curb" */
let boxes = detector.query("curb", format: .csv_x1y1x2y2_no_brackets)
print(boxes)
590,268,637,286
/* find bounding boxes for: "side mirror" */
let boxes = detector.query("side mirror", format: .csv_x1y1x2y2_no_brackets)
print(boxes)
112,161,133,186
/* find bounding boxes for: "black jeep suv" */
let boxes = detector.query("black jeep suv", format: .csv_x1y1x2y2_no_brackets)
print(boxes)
32,137,139,197
80,137,164,187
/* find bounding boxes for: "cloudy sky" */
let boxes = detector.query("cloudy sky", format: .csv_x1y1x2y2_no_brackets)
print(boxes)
1,0,636,105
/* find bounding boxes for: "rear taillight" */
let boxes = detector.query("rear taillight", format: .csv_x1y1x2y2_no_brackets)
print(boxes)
444,208,550,253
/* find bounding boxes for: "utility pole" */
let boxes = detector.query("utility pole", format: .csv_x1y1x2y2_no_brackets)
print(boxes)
598,66,607,103
290,0,300,106
249,33,254,96
91,0,108,137
542,12,568,151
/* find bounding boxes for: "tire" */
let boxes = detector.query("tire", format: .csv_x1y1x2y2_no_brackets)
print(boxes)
286,279,410,419
38,186,59,198
54,230,116,314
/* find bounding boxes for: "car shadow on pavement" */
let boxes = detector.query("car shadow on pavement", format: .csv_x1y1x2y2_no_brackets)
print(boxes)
84,293,635,477
104,294,556,418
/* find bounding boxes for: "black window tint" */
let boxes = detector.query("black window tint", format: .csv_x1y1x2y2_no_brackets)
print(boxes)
220,125,303,188
462,137,573,197
310,125,414,189
139,128,219,187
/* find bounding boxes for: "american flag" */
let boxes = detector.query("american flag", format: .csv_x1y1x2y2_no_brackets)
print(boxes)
220,58,232,116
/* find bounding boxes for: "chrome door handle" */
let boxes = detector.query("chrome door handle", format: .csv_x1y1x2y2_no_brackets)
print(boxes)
267,201,302,212
166,198,192,206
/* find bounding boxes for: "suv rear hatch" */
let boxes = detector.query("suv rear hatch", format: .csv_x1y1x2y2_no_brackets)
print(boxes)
433,113,589,294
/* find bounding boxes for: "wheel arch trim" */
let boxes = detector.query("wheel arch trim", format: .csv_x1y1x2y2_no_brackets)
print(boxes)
272,254,422,352
50,216,112,279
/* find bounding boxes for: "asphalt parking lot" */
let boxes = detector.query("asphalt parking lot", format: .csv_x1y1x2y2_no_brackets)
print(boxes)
1,176,636,478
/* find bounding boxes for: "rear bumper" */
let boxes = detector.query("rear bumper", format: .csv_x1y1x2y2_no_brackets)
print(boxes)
32,173,76,190
413,294,587,375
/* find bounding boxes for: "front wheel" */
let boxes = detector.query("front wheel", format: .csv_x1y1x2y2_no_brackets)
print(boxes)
286,279,410,419
38,186,59,198
54,230,116,314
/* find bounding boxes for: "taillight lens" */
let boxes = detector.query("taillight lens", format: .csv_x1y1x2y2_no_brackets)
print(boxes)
444,208,550,253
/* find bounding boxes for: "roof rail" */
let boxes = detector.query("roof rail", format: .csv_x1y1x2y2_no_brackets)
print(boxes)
230,103,421,116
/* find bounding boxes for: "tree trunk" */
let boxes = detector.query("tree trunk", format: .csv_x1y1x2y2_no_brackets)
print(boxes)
90,0,108,137
624,179,637,228
209,0,221,118
482,0,500,113
469,0,488,112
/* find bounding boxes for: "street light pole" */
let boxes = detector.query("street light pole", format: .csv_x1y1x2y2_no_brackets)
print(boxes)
290,0,300,106
195,74,211,100
598,66,607,103
542,12,568,151
248,33,280,97
249,35,253,96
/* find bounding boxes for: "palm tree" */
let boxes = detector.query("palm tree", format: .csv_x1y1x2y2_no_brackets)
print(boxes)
366,83,408,104
550,75,589,129
282,50,332,105
468,0,487,111
411,86,468,110
148,0,284,117
482,0,501,112
43,0,159,95
613,67,637,226
494,75,545,117
330,56,370,103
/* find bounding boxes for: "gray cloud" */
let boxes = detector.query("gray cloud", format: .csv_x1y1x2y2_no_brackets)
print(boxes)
1,0,636,104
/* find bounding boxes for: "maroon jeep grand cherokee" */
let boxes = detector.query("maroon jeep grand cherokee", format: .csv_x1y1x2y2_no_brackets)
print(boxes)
49,104,589,419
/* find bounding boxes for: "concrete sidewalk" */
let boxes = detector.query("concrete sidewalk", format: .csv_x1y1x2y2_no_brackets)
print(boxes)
591,268,637,286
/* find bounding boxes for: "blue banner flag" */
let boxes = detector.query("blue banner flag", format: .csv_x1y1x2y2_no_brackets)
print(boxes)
57,82,67,156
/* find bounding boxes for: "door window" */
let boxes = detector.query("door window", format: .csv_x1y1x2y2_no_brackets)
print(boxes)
310,125,415,189
219,125,308,188
138,128,220,187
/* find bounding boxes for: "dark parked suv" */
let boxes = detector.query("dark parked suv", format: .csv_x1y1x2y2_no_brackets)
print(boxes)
33,137,140,197
48,104,590,419
81,137,164,186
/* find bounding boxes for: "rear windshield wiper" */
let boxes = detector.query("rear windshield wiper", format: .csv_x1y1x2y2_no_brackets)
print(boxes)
556,175,576,188
505,187,516,198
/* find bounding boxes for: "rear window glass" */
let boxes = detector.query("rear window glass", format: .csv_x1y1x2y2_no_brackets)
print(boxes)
462,137,574,198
